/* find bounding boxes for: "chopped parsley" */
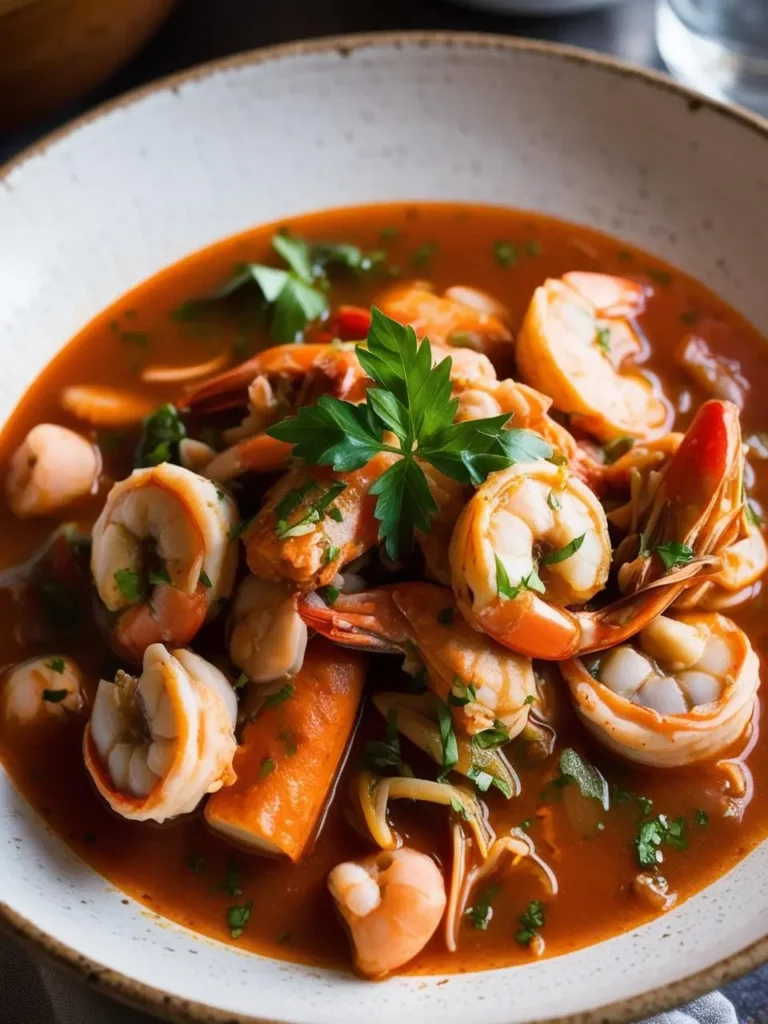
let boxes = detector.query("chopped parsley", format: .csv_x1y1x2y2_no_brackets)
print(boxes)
279,729,298,757
495,556,545,600
525,240,542,257
523,695,535,706
656,541,694,571
635,815,688,867
465,883,500,930
515,900,545,946
234,673,248,690
185,854,207,874
437,607,454,626
319,584,340,606
637,795,654,816
258,757,276,780
647,268,672,286
263,684,295,710
134,403,186,468
322,544,342,566
46,658,65,674
436,700,459,771
114,568,143,603
542,534,585,565
746,500,763,527
228,515,257,543
199,570,212,588
595,326,612,354
227,900,253,939
696,809,709,826
492,240,518,268
410,242,437,268
472,720,510,750
447,678,477,707
275,482,347,539
518,817,533,831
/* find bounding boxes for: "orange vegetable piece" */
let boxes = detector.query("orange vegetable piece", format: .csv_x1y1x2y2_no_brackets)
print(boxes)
205,637,366,860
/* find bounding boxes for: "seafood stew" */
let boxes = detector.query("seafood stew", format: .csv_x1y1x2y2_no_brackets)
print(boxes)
1,201,767,979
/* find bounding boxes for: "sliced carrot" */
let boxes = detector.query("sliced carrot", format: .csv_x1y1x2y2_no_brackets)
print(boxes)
205,638,366,860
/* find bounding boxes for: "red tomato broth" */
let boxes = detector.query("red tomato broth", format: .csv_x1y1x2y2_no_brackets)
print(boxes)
0,202,767,974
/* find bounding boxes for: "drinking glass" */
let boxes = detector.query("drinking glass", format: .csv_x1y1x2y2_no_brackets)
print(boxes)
657,0,768,114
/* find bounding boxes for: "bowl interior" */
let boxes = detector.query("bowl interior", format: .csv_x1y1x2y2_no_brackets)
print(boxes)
1,33,767,1024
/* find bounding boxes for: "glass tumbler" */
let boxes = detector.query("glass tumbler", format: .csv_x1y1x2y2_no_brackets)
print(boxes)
657,0,768,114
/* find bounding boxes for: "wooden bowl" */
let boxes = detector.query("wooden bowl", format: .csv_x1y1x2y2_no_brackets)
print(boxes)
0,0,176,132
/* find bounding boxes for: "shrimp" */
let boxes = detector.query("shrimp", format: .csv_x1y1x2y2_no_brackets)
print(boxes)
91,463,239,662
1,656,85,726
300,582,536,737
244,454,392,591
228,575,308,683
5,424,100,518
83,644,237,822
562,613,759,767
451,400,743,660
328,848,446,979
516,272,671,441
376,280,513,368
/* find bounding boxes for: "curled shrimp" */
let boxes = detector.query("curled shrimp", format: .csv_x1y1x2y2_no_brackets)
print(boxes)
83,644,237,822
1,656,85,726
244,455,393,590
451,400,743,659
328,847,446,979
516,272,671,441
300,582,536,737
562,613,759,767
228,575,308,683
91,463,239,662
5,424,100,518
376,280,513,368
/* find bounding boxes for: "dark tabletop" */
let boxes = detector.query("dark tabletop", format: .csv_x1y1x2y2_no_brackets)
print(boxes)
1,0,767,1019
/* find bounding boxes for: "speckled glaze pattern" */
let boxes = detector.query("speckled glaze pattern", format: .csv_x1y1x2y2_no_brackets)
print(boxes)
1,31,768,1024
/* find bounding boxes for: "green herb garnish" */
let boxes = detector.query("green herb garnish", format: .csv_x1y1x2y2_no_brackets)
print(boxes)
437,607,454,626
655,541,694,571
436,700,459,771
268,310,551,558
493,241,518,268
46,658,65,674
515,900,545,946
542,534,585,565
558,748,609,809
635,815,687,867
134,403,186,468
595,326,611,354
361,708,413,777
263,684,295,710
495,556,546,599
259,757,276,780
227,900,253,939
114,568,143,603
603,435,635,464
466,883,500,930
472,720,510,750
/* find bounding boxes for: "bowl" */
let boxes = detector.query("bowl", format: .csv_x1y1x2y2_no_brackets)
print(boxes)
0,0,177,132
446,0,628,14
1,32,768,1024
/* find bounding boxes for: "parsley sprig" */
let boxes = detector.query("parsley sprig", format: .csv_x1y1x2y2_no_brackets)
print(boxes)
268,309,552,557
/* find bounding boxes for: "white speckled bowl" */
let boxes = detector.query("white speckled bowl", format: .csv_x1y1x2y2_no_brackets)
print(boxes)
1,31,768,1024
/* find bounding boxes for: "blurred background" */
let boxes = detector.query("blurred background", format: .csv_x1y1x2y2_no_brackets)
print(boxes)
0,0,661,160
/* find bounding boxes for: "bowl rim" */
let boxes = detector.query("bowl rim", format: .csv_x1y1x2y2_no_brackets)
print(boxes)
2,28,768,1024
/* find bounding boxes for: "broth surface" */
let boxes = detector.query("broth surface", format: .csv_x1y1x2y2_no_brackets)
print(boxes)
1,202,767,973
